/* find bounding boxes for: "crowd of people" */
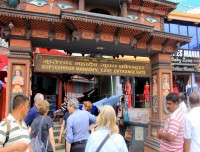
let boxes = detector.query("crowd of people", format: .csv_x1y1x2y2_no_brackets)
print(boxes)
0,89,200,152
154,92,200,152
0,93,129,152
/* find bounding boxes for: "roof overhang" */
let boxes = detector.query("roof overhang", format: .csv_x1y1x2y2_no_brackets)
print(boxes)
0,7,191,57
168,11,200,24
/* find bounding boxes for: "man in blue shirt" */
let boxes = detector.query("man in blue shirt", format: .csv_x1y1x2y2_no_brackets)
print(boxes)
66,98,96,152
24,93,44,126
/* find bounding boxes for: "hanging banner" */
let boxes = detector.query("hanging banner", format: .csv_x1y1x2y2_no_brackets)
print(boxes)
34,54,150,77
171,49,200,64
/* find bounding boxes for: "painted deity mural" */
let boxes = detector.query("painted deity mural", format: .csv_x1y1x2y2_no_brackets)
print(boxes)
162,74,170,114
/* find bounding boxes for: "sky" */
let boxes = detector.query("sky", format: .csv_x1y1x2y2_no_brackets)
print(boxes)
167,0,200,13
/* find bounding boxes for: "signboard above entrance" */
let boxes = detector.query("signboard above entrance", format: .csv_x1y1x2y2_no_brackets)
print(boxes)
171,49,200,64
34,54,150,77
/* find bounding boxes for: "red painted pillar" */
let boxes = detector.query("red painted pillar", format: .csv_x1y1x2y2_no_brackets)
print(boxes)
58,77,62,109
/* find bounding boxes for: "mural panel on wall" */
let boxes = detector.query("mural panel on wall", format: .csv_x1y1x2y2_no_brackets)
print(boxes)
11,65,25,110
152,75,158,119
162,74,170,114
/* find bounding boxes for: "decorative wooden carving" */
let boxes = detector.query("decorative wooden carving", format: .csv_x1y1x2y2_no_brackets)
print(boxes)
114,27,120,45
131,38,137,50
95,24,101,43
114,36,119,45
25,19,32,40
66,19,77,31
162,38,169,53
0,26,11,39
131,32,146,50
48,22,55,41
82,31,94,39
146,36,154,53
135,32,146,40
66,34,71,43
72,30,81,42
100,33,113,42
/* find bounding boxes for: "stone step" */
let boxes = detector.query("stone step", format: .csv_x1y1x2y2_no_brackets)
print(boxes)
54,136,65,144
53,121,65,152
56,149,65,152
54,124,62,130
53,129,61,136
55,143,65,150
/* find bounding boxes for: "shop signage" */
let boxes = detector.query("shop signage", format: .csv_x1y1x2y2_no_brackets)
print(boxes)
34,54,150,77
172,65,200,73
171,49,200,64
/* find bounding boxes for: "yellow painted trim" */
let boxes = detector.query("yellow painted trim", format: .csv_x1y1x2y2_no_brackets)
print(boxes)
168,11,200,24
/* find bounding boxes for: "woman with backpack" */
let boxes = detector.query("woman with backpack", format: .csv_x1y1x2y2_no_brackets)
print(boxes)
30,100,55,152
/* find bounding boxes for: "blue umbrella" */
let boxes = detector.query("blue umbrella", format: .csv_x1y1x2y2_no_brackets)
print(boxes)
93,97,107,106
104,95,122,106
96,104,104,111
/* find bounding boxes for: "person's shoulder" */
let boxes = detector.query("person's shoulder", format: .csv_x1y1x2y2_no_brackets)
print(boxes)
28,106,37,114
0,119,7,127
187,107,200,118
112,133,124,140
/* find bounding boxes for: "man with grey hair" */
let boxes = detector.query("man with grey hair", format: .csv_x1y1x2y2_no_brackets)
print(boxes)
179,93,187,115
66,98,96,152
24,93,44,126
184,92,200,152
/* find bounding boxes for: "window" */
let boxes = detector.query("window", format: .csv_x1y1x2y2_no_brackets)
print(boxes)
188,26,198,50
197,27,200,50
180,25,189,49
164,23,170,32
170,23,179,34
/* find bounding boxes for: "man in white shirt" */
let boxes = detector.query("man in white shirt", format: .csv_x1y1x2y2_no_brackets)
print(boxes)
184,92,200,152
179,93,187,115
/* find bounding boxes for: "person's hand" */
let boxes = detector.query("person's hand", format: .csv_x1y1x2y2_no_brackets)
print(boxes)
58,137,62,144
157,128,164,139
15,142,29,152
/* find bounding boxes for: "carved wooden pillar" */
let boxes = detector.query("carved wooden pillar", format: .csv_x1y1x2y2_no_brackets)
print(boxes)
6,39,32,114
121,0,128,17
144,54,173,152
58,77,62,109
79,0,85,11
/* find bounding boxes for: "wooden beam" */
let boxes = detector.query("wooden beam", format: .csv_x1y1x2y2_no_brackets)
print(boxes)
95,23,101,42
135,32,146,40
162,38,169,53
131,32,147,50
114,27,120,45
66,19,77,31
146,36,154,53
25,19,32,40
48,22,55,41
